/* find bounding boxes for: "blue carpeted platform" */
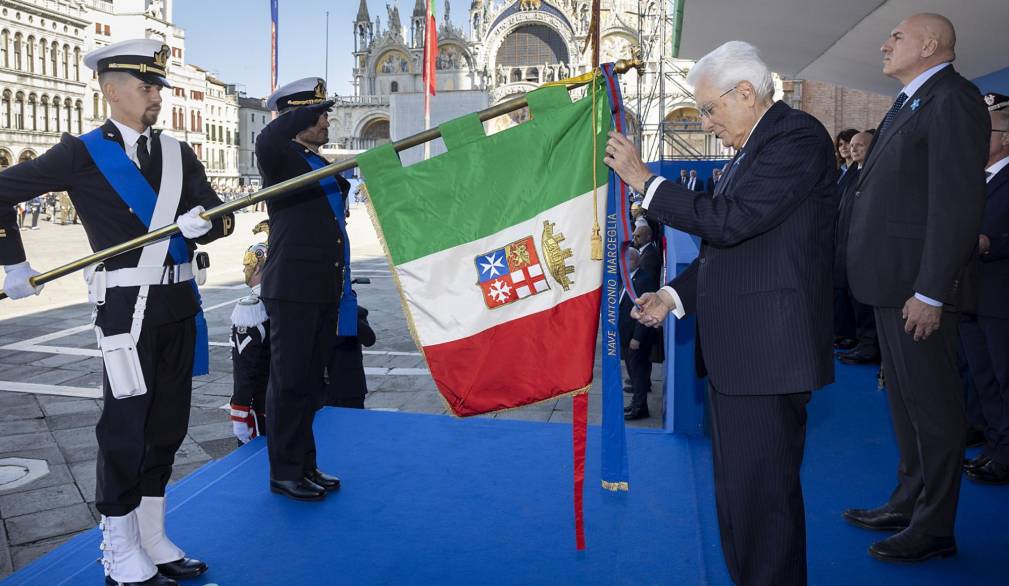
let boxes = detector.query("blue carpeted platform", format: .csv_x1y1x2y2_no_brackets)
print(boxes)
6,364,1008,585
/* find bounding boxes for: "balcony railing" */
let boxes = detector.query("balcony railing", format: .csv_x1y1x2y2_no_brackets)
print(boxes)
334,95,390,107
328,136,391,151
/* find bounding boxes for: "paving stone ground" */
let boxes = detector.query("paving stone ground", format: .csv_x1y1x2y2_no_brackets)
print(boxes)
0,208,665,577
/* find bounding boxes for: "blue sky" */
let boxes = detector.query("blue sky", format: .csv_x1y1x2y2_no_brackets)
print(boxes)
175,0,467,99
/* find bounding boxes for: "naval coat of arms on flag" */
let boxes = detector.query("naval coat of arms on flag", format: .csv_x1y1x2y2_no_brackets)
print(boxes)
357,79,611,417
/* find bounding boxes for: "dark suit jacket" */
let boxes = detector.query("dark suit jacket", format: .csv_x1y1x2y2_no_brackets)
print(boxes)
0,120,232,331
705,176,718,194
846,66,989,311
256,104,348,304
686,176,705,192
638,241,662,282
833,165,861,287
977,163,1009,318
619,268,660,358
646,101,836,396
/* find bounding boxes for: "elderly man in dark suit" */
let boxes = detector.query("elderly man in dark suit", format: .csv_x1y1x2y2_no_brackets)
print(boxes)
605,41,836,586
619,247,660,420
843,14,989,563
960,92,1009,485
835,131,880,365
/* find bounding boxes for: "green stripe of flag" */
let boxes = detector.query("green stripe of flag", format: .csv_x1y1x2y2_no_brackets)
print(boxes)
362,80,610,266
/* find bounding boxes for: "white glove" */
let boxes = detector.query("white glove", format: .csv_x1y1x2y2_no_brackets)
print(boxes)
230,405,257,443
3,261,43,299
176,206,212,239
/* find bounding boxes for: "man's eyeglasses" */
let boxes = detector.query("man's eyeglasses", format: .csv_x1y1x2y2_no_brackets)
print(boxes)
699,86,738,119
993,128,1009,133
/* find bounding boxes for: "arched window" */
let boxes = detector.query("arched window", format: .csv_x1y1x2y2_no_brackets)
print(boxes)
0,149,11,169
40,95,49,131
18,150,35,163
14,92,24,130
197,111,202,131
75,100,82,133
390,81,399,93
26,36,33,72
101,96,107,117
1,30,9,68
62,44,69,79
50,42,58,77
92,93,98,118
38,38,45,74
1,90,10,128
73,47,80,81
13,33,22,70
52,96,61,132
190,110,195,131
496,25,569,68
28,94,36,130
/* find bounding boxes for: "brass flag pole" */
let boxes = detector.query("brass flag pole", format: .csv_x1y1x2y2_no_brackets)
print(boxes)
0,58,644,301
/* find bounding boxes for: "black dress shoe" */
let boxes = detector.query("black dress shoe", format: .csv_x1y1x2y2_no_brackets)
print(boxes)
156,557,208,580
868,529,956,563
965,427,986,448
966,459,1009,485
624,405,633,413
270,478,326,501
624,408,649,421
963,453,991,472
623,385,633,394
105,573,177,585
839,351,881,365
304,468,341,491
842,506,911,531
833,338,858,350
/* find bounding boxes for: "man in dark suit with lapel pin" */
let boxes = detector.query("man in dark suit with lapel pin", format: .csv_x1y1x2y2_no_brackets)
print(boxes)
0,39,232,585
257,77,349,502
961,92,1009,485
842,14,989,563
606,41,836,586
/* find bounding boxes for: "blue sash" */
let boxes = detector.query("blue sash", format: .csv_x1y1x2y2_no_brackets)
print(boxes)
79,128,210,376
298,148,358,336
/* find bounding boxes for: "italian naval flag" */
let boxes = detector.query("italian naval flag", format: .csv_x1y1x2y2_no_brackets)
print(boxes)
358,80,610,417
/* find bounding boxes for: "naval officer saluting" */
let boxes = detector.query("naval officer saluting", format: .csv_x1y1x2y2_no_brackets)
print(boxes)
256,77,354,501
0,39,234,585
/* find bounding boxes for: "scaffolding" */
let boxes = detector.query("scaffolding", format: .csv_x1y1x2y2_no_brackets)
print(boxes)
635,0,723,161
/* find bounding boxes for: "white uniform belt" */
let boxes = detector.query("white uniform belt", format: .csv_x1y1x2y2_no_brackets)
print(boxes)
105,264,194,287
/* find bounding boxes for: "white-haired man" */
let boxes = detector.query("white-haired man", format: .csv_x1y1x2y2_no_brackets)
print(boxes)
605,41,836,585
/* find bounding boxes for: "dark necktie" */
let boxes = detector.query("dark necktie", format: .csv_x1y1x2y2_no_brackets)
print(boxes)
877,92,907,138
136,135,150,173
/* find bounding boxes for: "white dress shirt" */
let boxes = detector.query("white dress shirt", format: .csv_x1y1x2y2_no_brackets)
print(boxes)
109,118,152,169
639,105,774,319
987,155,1009,183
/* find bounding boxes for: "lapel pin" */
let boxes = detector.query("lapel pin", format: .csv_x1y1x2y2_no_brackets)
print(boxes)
910,98,921,111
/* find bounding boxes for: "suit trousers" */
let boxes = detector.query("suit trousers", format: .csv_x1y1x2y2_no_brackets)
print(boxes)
708,385,810,586
625,344,653,412
848,290,878,356
264,298,337,480
833,287,855,340
95,318,195,517
959,315,1009,464
874,307,965,536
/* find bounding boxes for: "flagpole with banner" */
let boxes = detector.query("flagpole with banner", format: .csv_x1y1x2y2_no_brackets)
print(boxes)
270,0,279,120
423,0,437,160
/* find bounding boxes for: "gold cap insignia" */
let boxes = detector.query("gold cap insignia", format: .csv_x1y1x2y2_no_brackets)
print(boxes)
154,44,170,68
985,94,996,106
314,79,327,99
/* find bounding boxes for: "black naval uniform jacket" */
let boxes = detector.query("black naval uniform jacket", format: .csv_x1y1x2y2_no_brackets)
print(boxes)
0,120,233,332
255,104,347,304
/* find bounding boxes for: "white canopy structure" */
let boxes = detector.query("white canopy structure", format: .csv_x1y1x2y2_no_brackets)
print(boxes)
675,0,1009,95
